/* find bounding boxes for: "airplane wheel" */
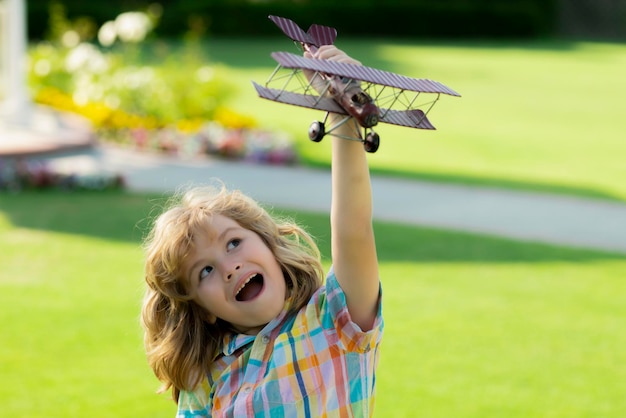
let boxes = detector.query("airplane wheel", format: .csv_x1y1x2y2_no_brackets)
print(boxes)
364,132,380,153
308,121,325,142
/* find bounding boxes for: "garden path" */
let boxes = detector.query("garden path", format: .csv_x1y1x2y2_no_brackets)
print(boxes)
2,108,625,255
43,145,626,255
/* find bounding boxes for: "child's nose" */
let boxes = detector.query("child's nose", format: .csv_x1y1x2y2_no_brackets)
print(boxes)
226,263,241,280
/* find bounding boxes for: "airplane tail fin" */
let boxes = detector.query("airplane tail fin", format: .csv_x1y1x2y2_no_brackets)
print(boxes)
269,15,336,47
307,24,337,46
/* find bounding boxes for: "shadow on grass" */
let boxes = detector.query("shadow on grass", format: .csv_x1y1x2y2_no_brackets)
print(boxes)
142,37,594,72
196,36,597,69
4,190,620,265
0,190,160,244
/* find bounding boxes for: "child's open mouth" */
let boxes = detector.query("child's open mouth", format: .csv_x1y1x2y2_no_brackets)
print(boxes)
235,274,264,302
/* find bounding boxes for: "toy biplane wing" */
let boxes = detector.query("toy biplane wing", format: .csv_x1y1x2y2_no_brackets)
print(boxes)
271,51,460,97
253,15,461,152
252,82,436,130
253,82,345,114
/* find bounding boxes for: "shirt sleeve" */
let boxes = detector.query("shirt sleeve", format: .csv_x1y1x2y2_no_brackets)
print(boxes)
177,383,211,418
319,267,384,353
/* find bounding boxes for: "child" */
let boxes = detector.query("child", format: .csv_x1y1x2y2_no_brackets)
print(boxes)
141,46,383,417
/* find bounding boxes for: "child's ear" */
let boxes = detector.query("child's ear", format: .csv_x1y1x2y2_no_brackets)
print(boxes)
204,312,217,324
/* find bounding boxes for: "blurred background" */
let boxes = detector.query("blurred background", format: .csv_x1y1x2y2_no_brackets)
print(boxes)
2,0,625,197
19,0,626,39
1,1,626,417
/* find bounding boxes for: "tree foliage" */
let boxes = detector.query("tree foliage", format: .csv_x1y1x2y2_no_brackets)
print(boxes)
26,0,558,40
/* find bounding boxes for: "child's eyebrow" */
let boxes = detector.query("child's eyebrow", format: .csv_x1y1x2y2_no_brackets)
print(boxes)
217,226,239,240
217,226,240,242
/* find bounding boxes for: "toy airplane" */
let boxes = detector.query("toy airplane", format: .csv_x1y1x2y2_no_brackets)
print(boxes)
252,15,461,153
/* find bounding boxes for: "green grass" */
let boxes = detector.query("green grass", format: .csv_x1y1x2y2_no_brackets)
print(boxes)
1,191,625,417
170,37,626,201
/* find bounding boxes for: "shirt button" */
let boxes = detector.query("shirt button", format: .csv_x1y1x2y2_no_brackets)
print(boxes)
261,335,270,344
243,386,252,393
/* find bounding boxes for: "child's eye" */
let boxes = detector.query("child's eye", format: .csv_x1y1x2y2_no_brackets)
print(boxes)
199,265,213,280
227,239,241,251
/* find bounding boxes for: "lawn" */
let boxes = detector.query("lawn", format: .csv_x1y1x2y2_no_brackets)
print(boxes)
1,191,625,417
177,37,625,201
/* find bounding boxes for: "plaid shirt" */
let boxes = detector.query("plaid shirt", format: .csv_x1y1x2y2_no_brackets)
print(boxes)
177,269,384,417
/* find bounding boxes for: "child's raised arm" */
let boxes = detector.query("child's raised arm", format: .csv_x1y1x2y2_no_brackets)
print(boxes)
306,46,380,331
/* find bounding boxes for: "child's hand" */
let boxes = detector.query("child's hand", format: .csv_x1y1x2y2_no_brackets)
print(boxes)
304,45,361,66
303,46,361,95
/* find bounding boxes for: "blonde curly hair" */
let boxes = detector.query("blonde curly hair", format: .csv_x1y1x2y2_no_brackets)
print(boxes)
141,183,324,401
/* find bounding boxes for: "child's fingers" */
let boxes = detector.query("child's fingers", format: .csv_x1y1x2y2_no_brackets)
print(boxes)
311,46,361,66
302,46,362,94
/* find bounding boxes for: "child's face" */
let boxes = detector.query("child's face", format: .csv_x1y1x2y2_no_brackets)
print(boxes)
184,214,287,335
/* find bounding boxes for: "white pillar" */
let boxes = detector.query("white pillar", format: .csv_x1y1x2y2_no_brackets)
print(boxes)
1,0,30,123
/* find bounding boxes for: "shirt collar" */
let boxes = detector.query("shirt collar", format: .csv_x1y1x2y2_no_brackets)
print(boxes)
218,299,293,357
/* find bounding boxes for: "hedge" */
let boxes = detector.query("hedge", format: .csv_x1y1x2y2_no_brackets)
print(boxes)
25,0,558,40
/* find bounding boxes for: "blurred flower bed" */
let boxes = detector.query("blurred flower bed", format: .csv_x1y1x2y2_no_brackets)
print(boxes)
27,4,298,166
0,158,124,192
